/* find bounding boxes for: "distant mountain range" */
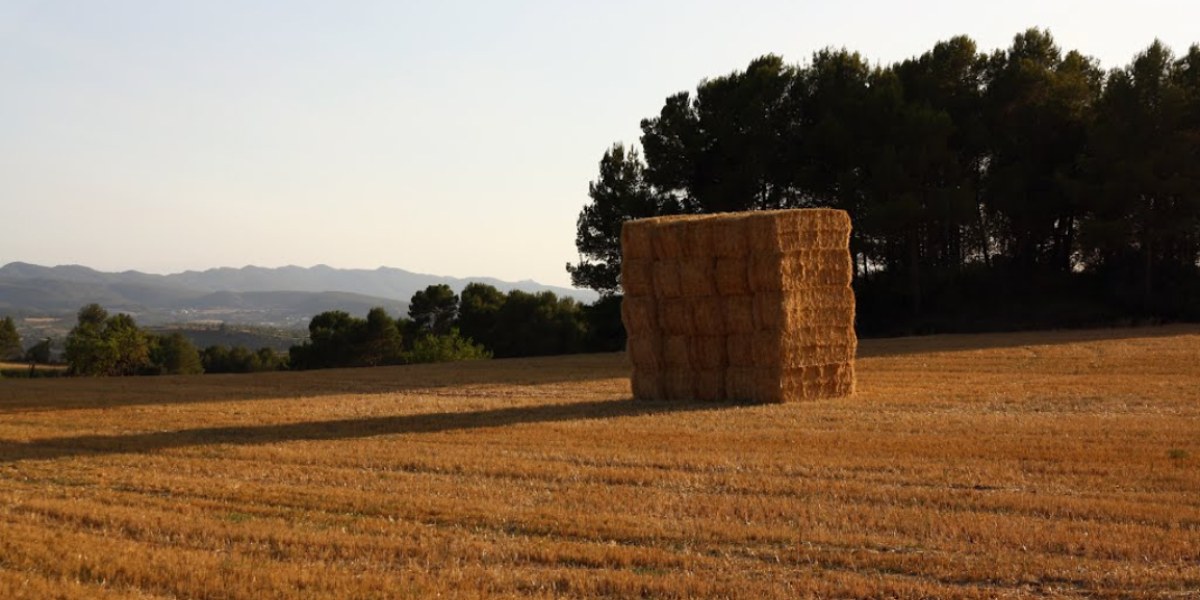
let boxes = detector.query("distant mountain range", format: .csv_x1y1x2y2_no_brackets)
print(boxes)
0,262,596,332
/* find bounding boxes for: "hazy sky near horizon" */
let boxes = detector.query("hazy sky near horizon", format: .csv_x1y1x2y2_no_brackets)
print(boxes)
3,1,1197,287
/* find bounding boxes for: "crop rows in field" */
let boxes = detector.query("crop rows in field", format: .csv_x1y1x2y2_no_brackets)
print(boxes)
1,327,1198,598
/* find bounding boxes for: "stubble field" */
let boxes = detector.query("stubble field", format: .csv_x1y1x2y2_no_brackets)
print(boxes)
0,326,1198,598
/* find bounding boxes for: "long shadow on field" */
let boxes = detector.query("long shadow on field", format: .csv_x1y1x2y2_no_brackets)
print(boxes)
0,353,630,414
856,323,1199,359
0,397,734,463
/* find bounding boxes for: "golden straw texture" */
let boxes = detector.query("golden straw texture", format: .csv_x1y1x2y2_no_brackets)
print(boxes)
620,209,856,403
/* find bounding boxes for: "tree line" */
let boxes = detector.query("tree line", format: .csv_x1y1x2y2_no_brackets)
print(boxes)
289,283,619,369
569,29,1200,335
4,281,619,377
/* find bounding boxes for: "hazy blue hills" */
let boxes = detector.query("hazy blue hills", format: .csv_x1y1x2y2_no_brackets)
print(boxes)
0,262,596,329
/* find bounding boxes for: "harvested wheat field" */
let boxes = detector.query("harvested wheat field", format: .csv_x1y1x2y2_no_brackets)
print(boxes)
1,326,1199,599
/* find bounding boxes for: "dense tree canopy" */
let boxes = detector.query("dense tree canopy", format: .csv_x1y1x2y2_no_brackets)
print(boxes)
148,332,203,375
408,284,459,336
288,309,399,370
64,305,154,376
201,344,286,374
289,281,608,370
571,29,1200,333
455,285,591,358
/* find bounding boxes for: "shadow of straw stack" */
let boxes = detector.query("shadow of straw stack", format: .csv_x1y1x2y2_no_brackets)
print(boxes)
621,209,856,403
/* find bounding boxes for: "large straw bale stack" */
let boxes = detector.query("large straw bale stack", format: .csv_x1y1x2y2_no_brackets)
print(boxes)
621,208,856,403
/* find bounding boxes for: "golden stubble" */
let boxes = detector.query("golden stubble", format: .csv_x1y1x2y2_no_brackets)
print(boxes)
0,326,1198,598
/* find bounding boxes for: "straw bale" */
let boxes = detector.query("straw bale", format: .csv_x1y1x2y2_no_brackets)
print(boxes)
714,258,750,295
747,251,853,292
684,218,718,258
711,216,750,258
776,341,857,368
745,209,851,254
745,255,778,293
738,365,787,403
778,363,855,401
774,287,856,330
768,208,851,233
792,251,854,287
754,293,857,331
652,261,683,298
688,335,727,370
631,370,665,401
693,369,725,401
652,220,689,260
779,325,857,344
725,367,763,401
626,336,662,369
621,296,658,333
772,285,856,305
725,362,856,403
753,293,784,332
726,332,855,369
620,258,655,297
662,335,692,368
678,258,716,296
689,296,726,334
776,228,852,253
749,333,783,366
742,213,778,254
624,207,857,403
657,298,693,335
663,369,695,400
758,289,854,333
725,334,757,367
621,220,655,260
723,295,756,334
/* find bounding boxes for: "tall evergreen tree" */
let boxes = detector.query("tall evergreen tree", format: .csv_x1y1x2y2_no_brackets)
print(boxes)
408,285,459,335
981,29,1102,275
567,144,673,294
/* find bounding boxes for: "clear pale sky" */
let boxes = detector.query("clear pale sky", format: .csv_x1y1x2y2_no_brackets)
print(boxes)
2,1,1197,287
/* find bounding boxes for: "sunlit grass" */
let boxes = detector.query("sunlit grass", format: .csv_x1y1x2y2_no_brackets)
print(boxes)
1,325,1198,598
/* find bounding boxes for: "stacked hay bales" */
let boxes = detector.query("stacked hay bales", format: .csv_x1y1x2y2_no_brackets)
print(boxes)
621,209,855,403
